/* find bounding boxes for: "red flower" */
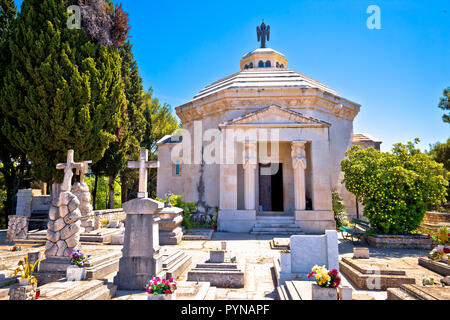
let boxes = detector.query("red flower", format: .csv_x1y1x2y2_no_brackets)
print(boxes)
427,234,431,239
444,248,450,254
307,272,315,279
35,290,41,300
328,269,339,276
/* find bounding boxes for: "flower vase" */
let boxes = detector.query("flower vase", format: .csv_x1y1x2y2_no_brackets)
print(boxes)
66,265,86,281
147,292,176,301
9,279,37,300
311,284,338,300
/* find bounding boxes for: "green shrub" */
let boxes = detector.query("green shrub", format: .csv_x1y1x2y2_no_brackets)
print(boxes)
341,140,449,235
332,191,347,228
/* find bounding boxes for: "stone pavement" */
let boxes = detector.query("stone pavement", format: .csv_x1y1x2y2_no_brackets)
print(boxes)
1,231,443,300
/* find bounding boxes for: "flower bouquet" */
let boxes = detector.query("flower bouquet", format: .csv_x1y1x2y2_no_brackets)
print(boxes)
308,265,342,300
66,250,91,281
146,277,177,300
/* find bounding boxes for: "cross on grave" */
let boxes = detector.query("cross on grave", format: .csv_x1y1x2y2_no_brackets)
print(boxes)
128,149,159,198
56,150,84,192
75,160,92,184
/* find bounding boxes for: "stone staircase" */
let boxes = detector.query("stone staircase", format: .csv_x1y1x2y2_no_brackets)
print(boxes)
250,216,304,235
277,281,304,300
160,250,192,280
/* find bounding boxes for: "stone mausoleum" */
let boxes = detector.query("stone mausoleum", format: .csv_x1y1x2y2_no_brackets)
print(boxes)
157,23,381,234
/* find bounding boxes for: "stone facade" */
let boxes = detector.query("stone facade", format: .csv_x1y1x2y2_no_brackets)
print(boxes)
158,207,184,245
6,216,29,241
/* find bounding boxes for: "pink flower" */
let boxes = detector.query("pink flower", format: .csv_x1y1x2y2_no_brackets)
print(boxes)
329,269,339,276
169,278,174,282
307,272,315,279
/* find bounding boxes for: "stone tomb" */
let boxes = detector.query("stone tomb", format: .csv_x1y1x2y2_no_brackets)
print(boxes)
418,257,450,277
388,284,450,300
339,257,416,290
158,206,184,245
114,149,192,290
187,245,245,288
275,230,339,285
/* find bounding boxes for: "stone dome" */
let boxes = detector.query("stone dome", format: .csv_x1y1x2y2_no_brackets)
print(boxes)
240,48,288,71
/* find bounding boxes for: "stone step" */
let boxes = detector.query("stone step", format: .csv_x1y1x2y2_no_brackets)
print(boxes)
86,259,120,280
387,287,417,300
162,251,185,270
252,227,303,232
40,280,105,300
250,231,304,235
195,263,238,270
276,285,288,300
164,254,192,280
284,281,302,300
187,269,245,288
76,282,117,300
256,217,295,223
85,251,122,268
254,224,299,228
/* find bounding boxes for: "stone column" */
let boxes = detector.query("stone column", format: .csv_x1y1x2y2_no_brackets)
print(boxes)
243,142,257,210
114,198,164,290
292,141,307,211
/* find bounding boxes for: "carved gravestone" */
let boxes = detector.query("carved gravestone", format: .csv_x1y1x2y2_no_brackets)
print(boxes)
114,149,164,290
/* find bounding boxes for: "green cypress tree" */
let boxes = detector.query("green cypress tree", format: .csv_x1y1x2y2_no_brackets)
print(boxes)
118,41,146,203
1,0,125,186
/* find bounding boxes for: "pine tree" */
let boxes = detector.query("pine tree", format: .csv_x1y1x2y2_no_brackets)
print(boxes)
0,0,26,226
118,41,146,203
439,88,450,124
0,0,125,186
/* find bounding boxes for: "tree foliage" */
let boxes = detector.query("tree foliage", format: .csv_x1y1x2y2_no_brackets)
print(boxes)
429,138,450,204
439,88,450,124
341,140,448,234
0,0,125,185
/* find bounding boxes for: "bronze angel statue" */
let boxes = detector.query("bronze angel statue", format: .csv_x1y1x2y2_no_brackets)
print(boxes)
257,21,270,48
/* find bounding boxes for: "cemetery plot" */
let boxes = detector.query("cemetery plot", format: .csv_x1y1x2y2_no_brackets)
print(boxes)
339,257,416,290
183,229,214,241
418,257,450,276
187,250,245,288
388,284,450,300
270,238,290,250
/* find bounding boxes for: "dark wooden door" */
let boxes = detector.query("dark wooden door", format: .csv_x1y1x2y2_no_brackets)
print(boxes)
259,164,272,211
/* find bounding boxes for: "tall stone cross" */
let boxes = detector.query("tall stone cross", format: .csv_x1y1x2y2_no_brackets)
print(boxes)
75,160,92,184
56,150,84,192
128,149,159,199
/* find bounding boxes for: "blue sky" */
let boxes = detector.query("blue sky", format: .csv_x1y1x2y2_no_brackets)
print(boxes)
15,0,450,152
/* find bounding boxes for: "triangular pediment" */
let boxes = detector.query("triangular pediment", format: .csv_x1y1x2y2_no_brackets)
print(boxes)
219,105,330,128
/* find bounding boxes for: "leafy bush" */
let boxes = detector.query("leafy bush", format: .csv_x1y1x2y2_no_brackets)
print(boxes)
341,140,449,235
332,191,347,228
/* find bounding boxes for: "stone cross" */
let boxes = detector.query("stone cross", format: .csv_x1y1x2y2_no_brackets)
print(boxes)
128,149,159,198
56,150,84,192
75,160,92,184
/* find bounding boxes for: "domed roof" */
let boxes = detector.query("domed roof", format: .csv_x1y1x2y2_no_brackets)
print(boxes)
192,68,339,101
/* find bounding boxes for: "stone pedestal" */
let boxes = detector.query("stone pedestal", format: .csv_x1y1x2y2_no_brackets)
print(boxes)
158,207,184,245
114,198,164,290
15,189,33,217
7,216,29,241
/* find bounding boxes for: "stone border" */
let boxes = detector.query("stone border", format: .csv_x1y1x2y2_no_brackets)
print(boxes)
418,257,450,277
368,234,433,249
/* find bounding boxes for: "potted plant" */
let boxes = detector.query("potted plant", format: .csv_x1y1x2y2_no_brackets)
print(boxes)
428,227,450,263
9,257,39,300
308,265,342,300
66,250,90,281
146,277,177,300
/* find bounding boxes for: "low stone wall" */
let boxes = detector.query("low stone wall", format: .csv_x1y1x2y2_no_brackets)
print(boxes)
94,209,126,223
368,234,434,249
423,212,450,224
